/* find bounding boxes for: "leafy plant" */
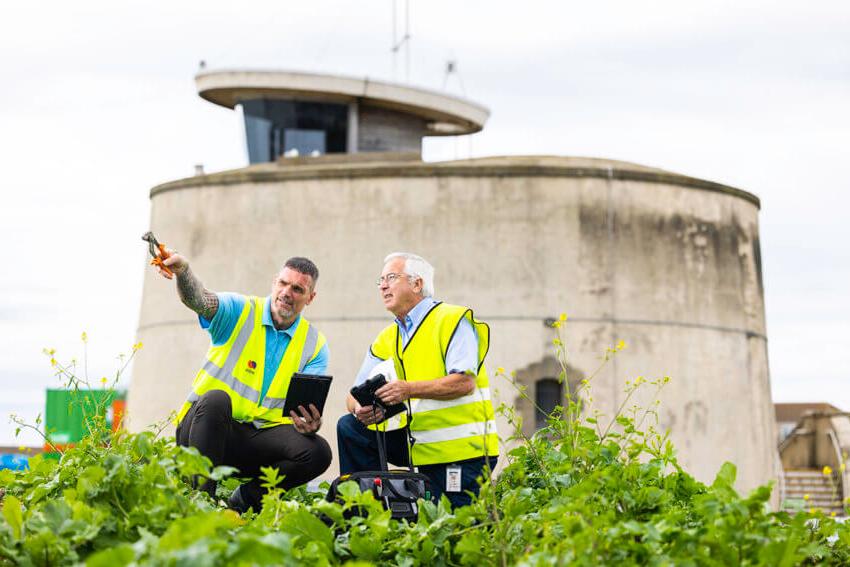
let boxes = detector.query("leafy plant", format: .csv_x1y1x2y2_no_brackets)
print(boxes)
1,328,849,565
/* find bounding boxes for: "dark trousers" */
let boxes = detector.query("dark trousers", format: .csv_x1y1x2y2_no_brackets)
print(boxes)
336,413,497,508
176,390,332,509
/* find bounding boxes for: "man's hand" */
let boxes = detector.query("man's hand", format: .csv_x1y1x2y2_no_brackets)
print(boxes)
157,249,189,280
290,404,322,435
353,403,385,426
375,380,411,406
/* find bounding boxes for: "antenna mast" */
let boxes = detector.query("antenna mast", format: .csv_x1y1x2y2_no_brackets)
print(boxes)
391,0,411,82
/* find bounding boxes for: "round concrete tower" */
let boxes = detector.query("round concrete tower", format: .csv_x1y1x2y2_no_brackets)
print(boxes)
129,70,777,494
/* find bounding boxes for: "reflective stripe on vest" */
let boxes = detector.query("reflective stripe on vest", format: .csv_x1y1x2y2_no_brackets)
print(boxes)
370,302,499,465
257,324,320,412
411,419,499,445
411,387,491,414
197,300,261,403
175,296,325,428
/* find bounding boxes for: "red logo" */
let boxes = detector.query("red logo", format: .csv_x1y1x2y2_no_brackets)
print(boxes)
247,360,257,369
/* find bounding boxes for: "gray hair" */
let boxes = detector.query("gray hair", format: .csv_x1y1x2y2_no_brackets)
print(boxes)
384,252,434,298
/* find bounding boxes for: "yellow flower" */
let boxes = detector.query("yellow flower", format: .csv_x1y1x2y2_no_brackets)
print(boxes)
616,339,627,350
559,313,567,322
841,463,846,473
18,446,25,453
81,331,88,343
552,338,562,346
810,508,816,515
823,466,833,476
803,494,810,501
133,341,144,351
101,377,108,385
552,321,561,328
831,512,837,517
496,367,505,375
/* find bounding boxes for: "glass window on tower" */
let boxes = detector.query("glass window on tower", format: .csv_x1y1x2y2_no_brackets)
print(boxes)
535,377,563,430
240,99,348,163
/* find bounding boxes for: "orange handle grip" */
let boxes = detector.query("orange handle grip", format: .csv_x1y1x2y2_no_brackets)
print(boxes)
151,244,174,277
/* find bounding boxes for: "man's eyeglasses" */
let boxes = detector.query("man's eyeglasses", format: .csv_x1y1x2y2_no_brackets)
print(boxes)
375,272,410,286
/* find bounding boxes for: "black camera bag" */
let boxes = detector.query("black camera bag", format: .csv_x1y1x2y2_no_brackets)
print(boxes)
325,469,431,521
326,394,432,522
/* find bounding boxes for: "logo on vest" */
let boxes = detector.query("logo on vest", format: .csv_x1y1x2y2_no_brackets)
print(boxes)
246,360,257,374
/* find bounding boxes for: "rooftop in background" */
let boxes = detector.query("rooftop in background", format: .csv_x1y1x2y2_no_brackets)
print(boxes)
196,69,490,164
775,402,845,424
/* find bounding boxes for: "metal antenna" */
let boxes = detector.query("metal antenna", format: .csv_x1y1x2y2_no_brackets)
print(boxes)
442,58,466,95
391,0,411,82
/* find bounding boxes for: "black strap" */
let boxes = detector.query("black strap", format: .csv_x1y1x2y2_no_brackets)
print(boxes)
405,403,415,473
374,406,389,471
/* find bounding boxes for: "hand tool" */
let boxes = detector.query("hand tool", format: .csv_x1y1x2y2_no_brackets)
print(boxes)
141,231,173,277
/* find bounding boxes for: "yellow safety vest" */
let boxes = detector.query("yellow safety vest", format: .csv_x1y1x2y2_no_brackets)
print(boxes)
371,302,499,465
175,296,326,429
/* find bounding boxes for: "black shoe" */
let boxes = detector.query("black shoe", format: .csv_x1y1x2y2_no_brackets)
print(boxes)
227,485,252,514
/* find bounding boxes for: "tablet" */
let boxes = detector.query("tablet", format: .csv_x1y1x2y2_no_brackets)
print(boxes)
282,373,333,416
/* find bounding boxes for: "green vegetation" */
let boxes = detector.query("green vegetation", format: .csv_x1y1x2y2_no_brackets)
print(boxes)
2,326,849,565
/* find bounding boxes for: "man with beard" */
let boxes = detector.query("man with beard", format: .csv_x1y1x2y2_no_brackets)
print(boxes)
155,252,331,513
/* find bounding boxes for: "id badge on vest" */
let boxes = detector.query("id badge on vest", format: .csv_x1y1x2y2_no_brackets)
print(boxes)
446,464,462,493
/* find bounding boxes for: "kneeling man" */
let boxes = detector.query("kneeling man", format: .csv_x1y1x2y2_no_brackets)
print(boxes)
156,252,332,512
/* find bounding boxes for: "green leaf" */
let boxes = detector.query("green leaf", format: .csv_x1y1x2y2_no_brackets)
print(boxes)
86,544,135,567
712,461,737,488
209,465,239,481
279,509,334,554
76,465,106,498
2,494,24,539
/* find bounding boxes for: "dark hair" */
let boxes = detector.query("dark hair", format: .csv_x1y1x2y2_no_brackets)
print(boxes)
284,257,319,286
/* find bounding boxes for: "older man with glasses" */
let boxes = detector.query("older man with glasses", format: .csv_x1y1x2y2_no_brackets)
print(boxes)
336,252,499,508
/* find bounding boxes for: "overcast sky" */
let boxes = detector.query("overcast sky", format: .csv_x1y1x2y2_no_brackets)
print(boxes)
1,0,848,446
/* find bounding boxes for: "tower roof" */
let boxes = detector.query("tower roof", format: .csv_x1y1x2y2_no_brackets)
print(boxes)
196,69,489,136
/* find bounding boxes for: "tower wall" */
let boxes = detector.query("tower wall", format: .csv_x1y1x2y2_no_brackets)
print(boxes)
129,155,777,493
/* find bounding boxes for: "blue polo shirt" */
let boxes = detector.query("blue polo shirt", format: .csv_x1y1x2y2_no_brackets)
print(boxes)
200,292,329,401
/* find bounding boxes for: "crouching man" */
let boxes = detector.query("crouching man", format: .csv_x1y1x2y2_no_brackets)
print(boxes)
155,252,332,512
337,252,498,508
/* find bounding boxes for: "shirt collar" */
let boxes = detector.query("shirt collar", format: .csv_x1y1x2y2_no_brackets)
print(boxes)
263,296,300,336
395,296,437,332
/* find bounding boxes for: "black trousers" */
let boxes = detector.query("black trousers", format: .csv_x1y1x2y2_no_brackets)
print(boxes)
176,390,332,509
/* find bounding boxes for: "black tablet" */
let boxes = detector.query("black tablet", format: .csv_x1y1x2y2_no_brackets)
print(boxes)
282,373,333,416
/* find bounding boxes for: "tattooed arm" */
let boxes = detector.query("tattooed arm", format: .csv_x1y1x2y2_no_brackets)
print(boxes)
157,252,219,320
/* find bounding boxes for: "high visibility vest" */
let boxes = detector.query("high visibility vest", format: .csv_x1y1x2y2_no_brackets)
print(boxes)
371,302,499,465
175,296,326,429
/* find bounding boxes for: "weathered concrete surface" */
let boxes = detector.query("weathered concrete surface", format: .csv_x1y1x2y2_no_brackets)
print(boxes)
129,154,777,495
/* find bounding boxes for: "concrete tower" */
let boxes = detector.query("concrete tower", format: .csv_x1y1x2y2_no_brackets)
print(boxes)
129,69,778,494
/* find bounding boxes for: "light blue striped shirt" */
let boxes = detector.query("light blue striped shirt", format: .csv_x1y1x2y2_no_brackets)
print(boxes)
353,297,478,387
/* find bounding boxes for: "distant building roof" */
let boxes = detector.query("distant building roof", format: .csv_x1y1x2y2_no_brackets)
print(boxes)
775,402,845,423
